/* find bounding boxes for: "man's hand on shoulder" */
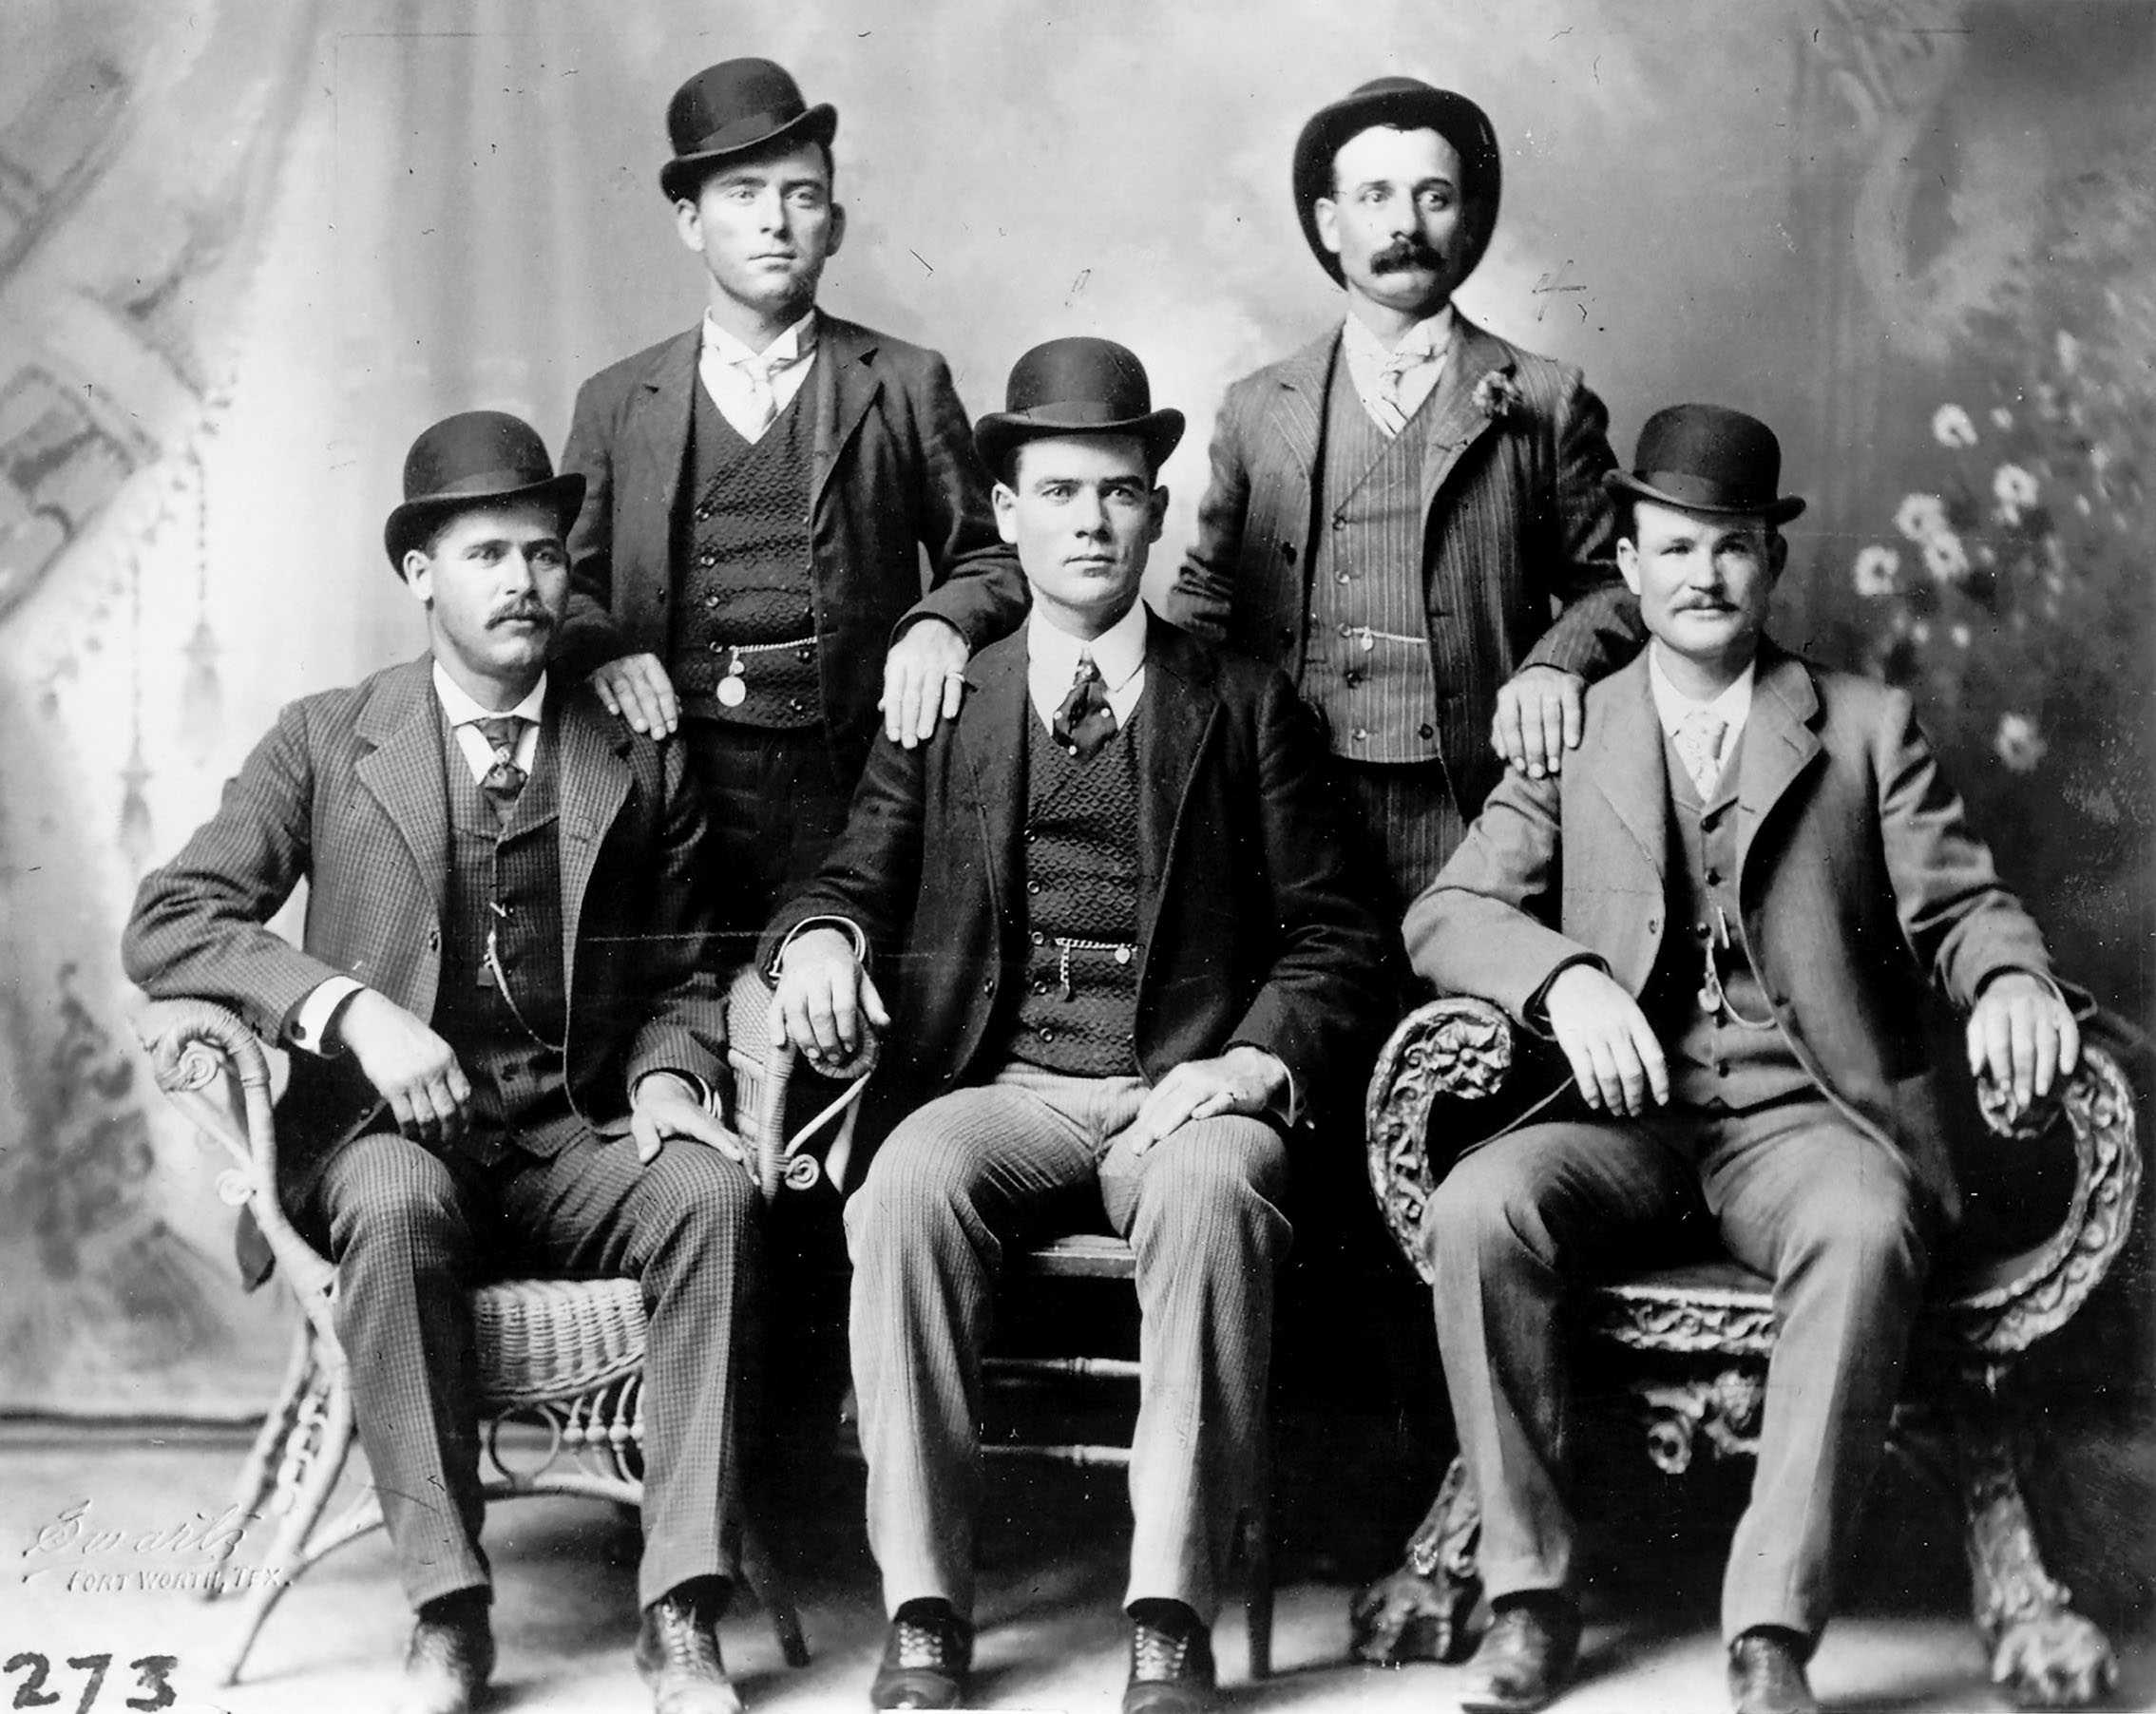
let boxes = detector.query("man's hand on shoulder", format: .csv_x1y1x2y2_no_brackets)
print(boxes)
772,926,889,1070
881,618,969,749
1967,972,2081,1116
589,653,679,737
1543,963,1669,1116
1113,1046,1288,1158
630,1073,748,1170
334,989,472,1144
1492,663,1586,780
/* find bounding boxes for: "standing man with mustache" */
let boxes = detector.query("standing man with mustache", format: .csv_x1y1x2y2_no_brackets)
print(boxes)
124,411,761,1714
1168,78,1643,919
557,58,1026,947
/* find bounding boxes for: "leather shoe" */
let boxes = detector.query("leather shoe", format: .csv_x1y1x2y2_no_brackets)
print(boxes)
636,1582,743,1714
869,1602,973,1710
396,1595,494,1714
1458,1594,1582,1714
1124,1604,1216,1713
1727,1629,1819,1714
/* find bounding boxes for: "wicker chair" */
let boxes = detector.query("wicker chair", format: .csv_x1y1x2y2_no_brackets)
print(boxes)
138,968,869,1687
1346,996,2143,1710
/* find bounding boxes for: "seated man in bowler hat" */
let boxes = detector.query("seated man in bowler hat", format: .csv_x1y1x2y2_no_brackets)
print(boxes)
557,56,1026,945
763,338,1390,1712
124,412,760,1714
1402,405,2083,1714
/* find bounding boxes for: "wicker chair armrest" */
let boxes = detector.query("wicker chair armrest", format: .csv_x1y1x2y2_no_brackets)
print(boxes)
722,965,878,1199
135,998,338,1324
1364,997,1521,1287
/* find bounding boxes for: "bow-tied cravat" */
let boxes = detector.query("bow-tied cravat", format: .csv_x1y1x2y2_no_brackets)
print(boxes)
1052,656,1117,762
472,715,530,822
1673,709,1729,801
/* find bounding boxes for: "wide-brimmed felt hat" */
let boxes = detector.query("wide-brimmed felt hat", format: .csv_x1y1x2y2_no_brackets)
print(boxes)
973,337,1186,479
383,410,585,574
660,58,838,202
1292,77,1502,288
1604,404,1806,524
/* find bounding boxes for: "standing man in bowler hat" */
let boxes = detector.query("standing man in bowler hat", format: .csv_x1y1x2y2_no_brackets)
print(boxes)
557,57,1026,944
1402,404,2083,1714
124,412,764,1714
1167,76,1643,917
763,339,1389,1713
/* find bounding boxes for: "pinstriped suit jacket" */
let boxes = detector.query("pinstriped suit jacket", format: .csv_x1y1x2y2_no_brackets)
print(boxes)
1165,314,1645,821
123,655,727,1200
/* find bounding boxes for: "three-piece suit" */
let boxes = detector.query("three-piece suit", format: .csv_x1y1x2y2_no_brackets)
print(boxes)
123,657,754,1614
1403,642,2065,1640
557,312,1027,938
761,612,1389,1623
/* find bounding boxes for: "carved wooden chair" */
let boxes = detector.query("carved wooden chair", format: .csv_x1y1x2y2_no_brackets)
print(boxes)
1348,996,2143,1709
138,968,869,1687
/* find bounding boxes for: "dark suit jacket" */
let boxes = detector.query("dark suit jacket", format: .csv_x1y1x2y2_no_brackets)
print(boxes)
760,615,1392,1151
555,313,1027,781
1402,643,2066,1216
1165,314,1644,819
123,656,727,1205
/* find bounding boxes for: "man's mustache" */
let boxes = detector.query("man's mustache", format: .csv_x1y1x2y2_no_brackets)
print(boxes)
1370,238,1445,275
488,603,554,628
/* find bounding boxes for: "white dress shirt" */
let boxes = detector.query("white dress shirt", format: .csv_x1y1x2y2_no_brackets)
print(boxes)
1342,303,1454,436
698,307,819,444
1645,645,1755,785
1025,599,1150,733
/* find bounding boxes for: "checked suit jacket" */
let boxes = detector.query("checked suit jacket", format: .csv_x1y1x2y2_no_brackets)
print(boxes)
1165,314,1645,822
554,312,1028,783
123,654,728,1223
760,614,1394,1155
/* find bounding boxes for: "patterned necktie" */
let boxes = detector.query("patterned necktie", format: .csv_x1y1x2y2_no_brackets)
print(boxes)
1052,656,1117,761
473,715,530,821
1673,709,1729,801
734,353,779,438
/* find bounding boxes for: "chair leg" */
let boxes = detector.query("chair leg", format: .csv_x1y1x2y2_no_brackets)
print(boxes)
1348,1454,1483,1665
212,1350,356,1686
1956,1395,2118,1708
740,1519,811,1668
1242,1498,1273,1681
205,1318,315,1605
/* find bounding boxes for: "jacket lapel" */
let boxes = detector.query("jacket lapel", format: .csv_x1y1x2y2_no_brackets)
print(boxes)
1418,315,1513,518
629,329,698,540
1132,620,1219,947
1582,654,1669,883
551,692,634,1009
1735,644,1824,886
1265,330,1335,487
353,657,451,916
811,315,883,517
958,635,1031,931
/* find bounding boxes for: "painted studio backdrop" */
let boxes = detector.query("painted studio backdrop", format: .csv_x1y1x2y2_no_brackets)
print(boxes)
1,0,2149,1415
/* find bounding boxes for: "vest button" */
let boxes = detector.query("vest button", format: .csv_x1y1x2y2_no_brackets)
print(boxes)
1026,880,1041,894
427,928,441,950
797,646,813,662
983,977,996,993
1344,669,1364,687
1352,726,1369,743
1039,1027,1055,1043
699,548,717,567
1031,930,1045,944
787,697,805,714
1419,722,1435,740
709,639,725,654
1281,542,1297,562
704,592,720,610
1706,868,1723,886
1033,980,1050,996
1332,514,1348,531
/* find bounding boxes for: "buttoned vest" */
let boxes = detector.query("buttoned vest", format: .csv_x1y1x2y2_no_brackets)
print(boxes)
668,373,820,728
1305,353,1443,764
432,710,576,1163
1007,708,1145,1077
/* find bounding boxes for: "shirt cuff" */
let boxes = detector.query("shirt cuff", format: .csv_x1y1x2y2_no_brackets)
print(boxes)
287,977,365,1056
1523,954,1608,1038
633,1070,716,1116
767,916,869,981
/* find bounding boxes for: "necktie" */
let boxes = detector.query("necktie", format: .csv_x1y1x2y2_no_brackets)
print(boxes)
1673,709,1728,801
473,715,529,821
1052,656,1117,761
734,353,779,438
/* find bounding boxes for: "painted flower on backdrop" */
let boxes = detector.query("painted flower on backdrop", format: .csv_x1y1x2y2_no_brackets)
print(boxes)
1472,371,1524,422
1852,544,1900,597
1992,463,2039,524
1895,492,1949,543
1994,713,2048,773
1921,532,1972,586
1932,403,1979,448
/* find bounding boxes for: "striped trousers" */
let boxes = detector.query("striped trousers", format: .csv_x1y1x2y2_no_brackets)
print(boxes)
845,1063,1291,1623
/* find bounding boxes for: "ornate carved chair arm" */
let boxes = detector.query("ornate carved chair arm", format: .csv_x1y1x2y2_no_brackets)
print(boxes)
136,998,339,1327
1364,997,1521,1288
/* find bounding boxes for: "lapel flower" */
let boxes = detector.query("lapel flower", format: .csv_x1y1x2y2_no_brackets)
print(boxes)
1472,370,1525,422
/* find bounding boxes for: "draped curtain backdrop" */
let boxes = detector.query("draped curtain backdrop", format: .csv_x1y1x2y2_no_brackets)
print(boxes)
1,0,2148,1414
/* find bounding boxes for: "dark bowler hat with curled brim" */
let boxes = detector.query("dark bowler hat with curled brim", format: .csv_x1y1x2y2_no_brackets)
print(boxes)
383,410,585,574
1292,77,1502,287
1604,404,1806,525
973,337,1186,481
659,58,838,202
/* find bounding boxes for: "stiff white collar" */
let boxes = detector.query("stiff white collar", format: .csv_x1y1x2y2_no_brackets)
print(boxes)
1645,644,1754,749
701,304,819,369
432,660,546,729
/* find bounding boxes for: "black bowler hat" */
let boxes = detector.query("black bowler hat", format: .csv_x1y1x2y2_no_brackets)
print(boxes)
383,410,585,574
973,337,1186,480
1604,404,1806,524
659,58,837,202
1292,77,1502,288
